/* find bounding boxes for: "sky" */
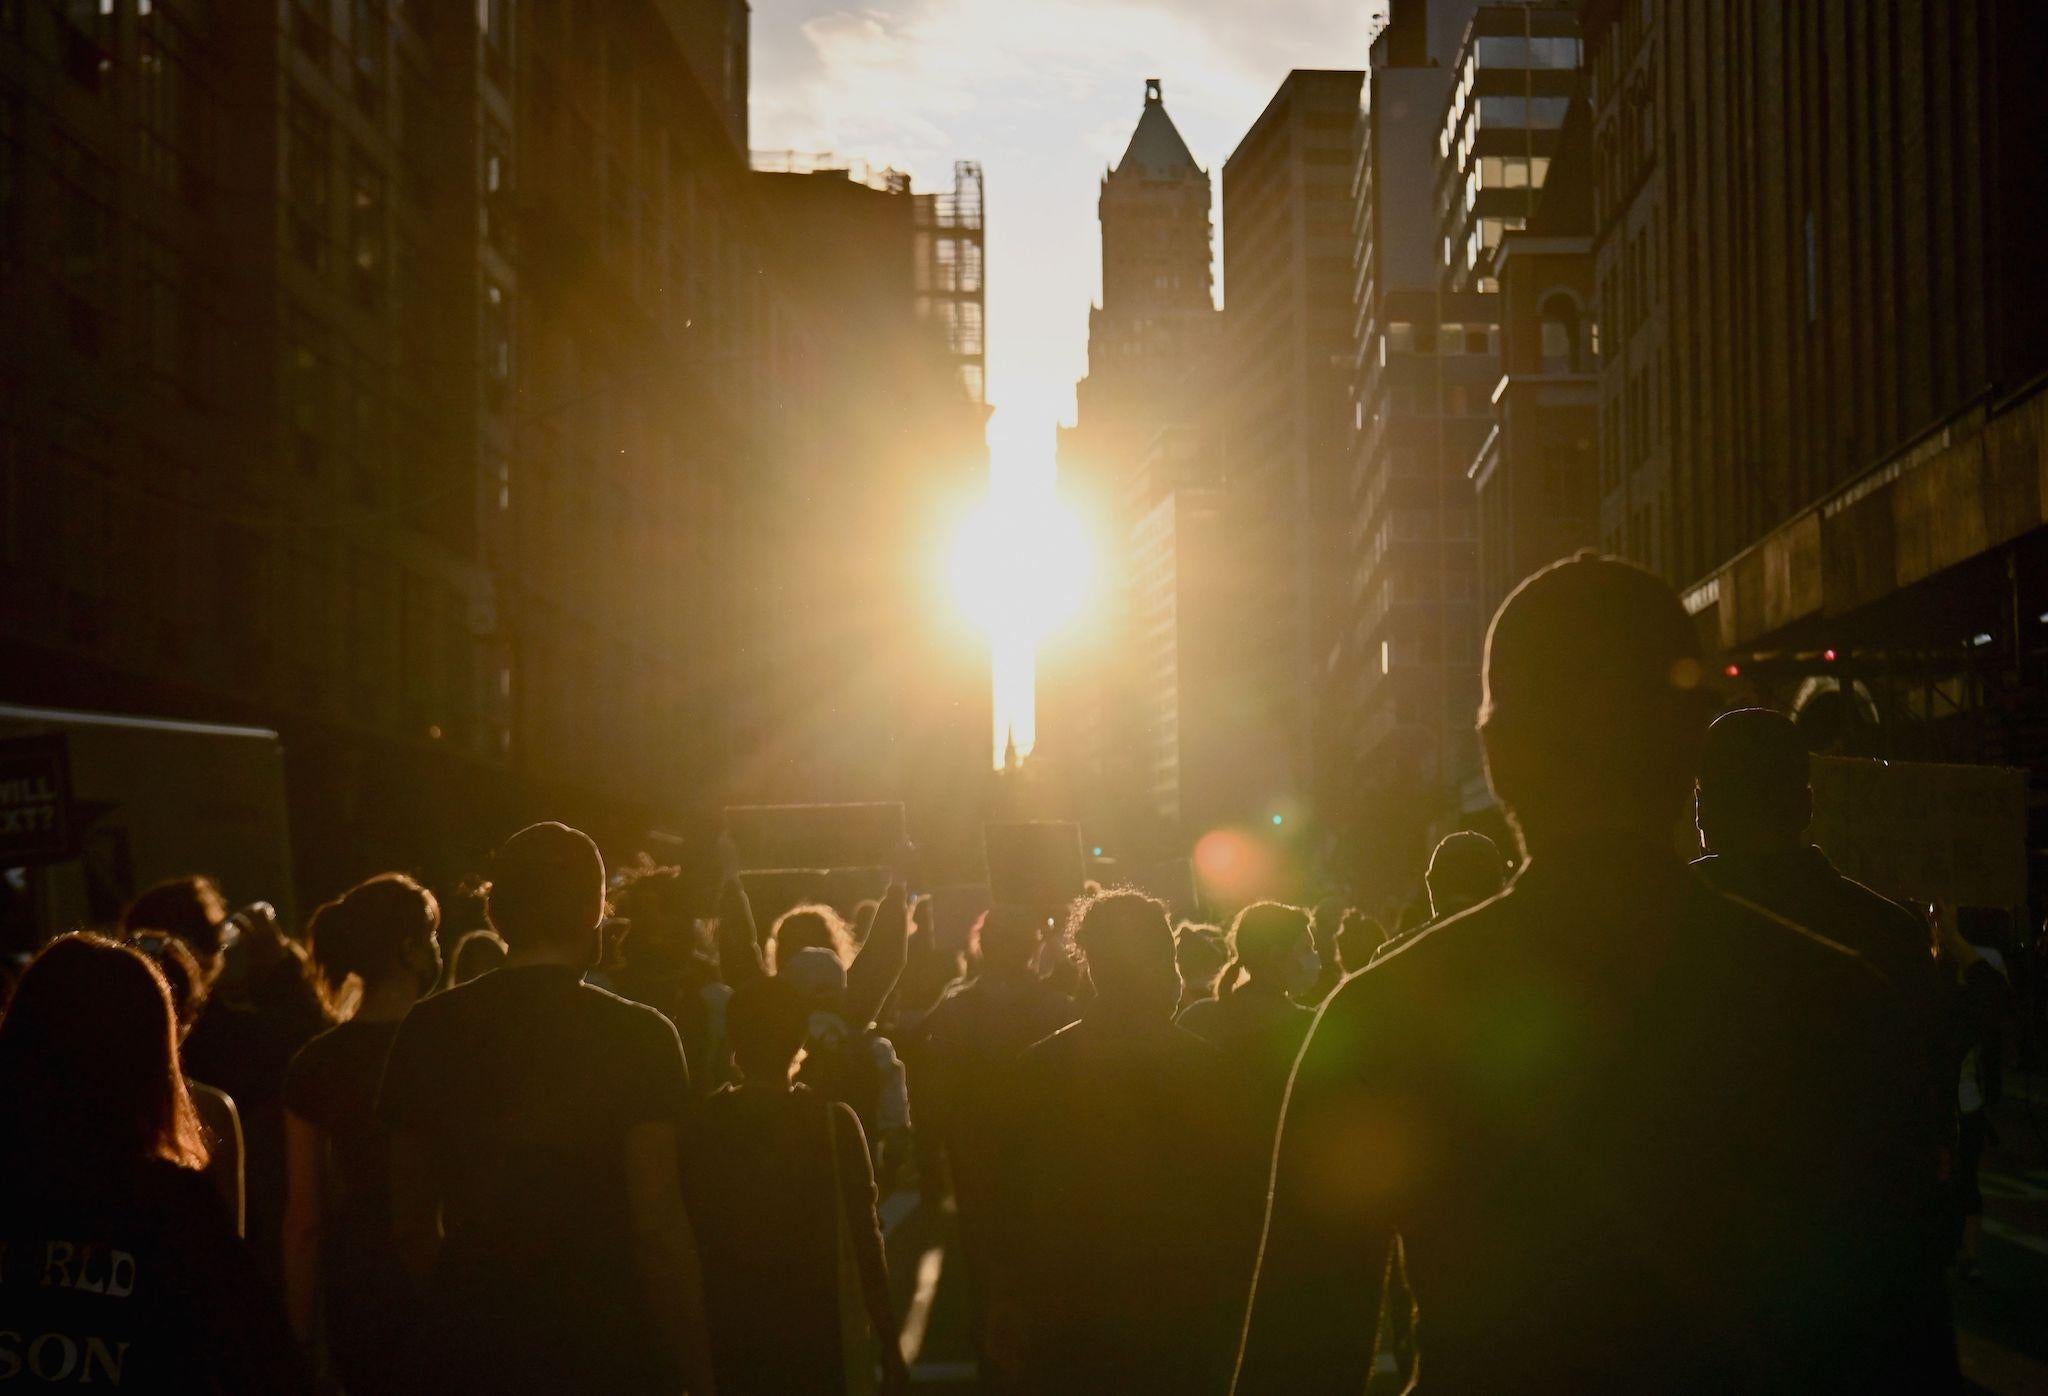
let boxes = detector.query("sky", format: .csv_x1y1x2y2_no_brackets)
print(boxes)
749,0,1388,485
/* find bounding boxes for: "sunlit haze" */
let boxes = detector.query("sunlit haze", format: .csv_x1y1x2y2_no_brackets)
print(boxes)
753,0,1387,762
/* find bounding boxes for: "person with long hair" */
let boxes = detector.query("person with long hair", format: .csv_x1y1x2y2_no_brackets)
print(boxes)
0,934,304,1390
282,873,443,1393
127,928,247,1233
1176,901,1318,1113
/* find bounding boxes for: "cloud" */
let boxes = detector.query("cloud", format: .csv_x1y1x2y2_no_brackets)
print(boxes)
750,0,1386,446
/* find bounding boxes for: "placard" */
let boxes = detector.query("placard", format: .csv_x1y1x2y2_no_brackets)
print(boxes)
0,734,78,866
1808,755,2027,908
724,803,905,873
983,821,1086,911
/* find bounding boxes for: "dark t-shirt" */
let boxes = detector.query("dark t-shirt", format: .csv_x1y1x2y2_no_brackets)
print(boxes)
991,1016,1263,1394
685,1084,880,1396
0,1156,305,1392
1176,984,1315,1116
375,965,691,1394
1238,842,1956,1396
283,1017,410,1389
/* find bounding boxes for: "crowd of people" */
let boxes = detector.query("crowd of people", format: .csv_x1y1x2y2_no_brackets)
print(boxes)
0,553,2018,1393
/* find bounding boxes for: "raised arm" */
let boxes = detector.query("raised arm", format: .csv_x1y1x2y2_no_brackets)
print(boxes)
714,874,766,990
830,1102,912,1393
844,881,908,1032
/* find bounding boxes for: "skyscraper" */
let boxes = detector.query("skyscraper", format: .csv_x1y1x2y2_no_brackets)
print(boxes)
1042,80,1220,853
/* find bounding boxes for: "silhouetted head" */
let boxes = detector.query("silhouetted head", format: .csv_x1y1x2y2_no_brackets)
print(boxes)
1173,922,1228,1001
975,904,1042,975
726,976,810,1085
1071,890,1178,1021
1426,832,1508,919
1696,707,1812,857
1334,908,1383,974
125,931,209,1039
769,904,854,974
307,873,442,1008
484,823,606,959
1219,902,1318,997
121,875,231,969
610,865,694,971
1479,554,1710,854
447,927,509,986
0,934,205,1173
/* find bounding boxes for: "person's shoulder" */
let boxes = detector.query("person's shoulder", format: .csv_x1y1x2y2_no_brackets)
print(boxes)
1176,997,1218,1032
1682,874,1883,987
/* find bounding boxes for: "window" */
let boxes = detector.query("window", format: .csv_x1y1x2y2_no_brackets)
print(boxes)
54,135,110,356
350,0,385,111
481,118,511,243
349,148,384,307
287,91,329,272
286,312,329,478
482,279,511,405
479,0,510,86
58,0,112,92
1540,292,1581,373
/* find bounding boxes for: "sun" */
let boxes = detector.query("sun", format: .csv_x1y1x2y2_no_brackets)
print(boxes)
948,489,1094,640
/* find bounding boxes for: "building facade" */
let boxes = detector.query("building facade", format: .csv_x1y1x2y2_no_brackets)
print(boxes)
0,0,987,902
1218,68,1363,834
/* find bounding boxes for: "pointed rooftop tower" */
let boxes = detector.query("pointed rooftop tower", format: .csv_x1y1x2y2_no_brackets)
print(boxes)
1115,78,1201,178
1097,78,1214,316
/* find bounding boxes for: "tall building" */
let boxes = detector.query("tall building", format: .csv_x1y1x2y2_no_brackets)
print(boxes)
1583,0,2048,771
1042,80,1220,854
1339,0,1490,898
1218,68,1364,833
744,158,992,866
1469,93,1599,629
0,1,989,900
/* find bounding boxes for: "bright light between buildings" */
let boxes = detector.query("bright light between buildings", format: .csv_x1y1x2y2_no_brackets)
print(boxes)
948,485,1095,766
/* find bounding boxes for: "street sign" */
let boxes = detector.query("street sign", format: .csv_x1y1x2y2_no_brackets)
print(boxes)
724,803,906,873
0,734,79,866
1809,755,2028,908
983,821,1086,912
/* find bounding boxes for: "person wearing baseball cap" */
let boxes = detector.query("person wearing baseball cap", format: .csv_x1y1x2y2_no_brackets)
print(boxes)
1237,555,1955,1394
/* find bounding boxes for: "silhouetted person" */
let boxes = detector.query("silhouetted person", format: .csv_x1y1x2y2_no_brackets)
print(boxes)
444,926,508,986
1177,902,1318,1114
687,976,910,1395
1332,908,1382,975
0,934,304,1392
1237,555,1955,1395
127,928,246,1232
718,878,910,1032
1174,922,1228,1011
1302,899,1347,1003
376,822,715,1394
611,865,734,1094
991,891,1261,1394
121,876,325,1290
1425,832,1507,920
904,905,1077,1340
1693,708,1953,1218
282,874,443,1394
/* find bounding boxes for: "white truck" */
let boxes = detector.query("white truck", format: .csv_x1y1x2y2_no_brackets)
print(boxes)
0,704,296,946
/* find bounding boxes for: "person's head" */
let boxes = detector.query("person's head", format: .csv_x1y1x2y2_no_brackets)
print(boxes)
1479,553,1710,854
447,927,509,986
725,975,810,1086
126,931,209,1040
768,904,853,974
1173,923,1228,1000
610,866,700,975
1425,832,1508,920
121,876,230,972
780,945,847,1015
1070,890,1177,1020
306,873,442,1009
1696,707,1812,857
1219,902,1318,997
484,822,607,959
974,904,1043,976
1334,908,1383,974
0,933,205,1171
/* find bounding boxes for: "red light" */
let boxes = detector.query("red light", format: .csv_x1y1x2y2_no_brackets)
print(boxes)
1822,648,1838,663
1724,663,1741,678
